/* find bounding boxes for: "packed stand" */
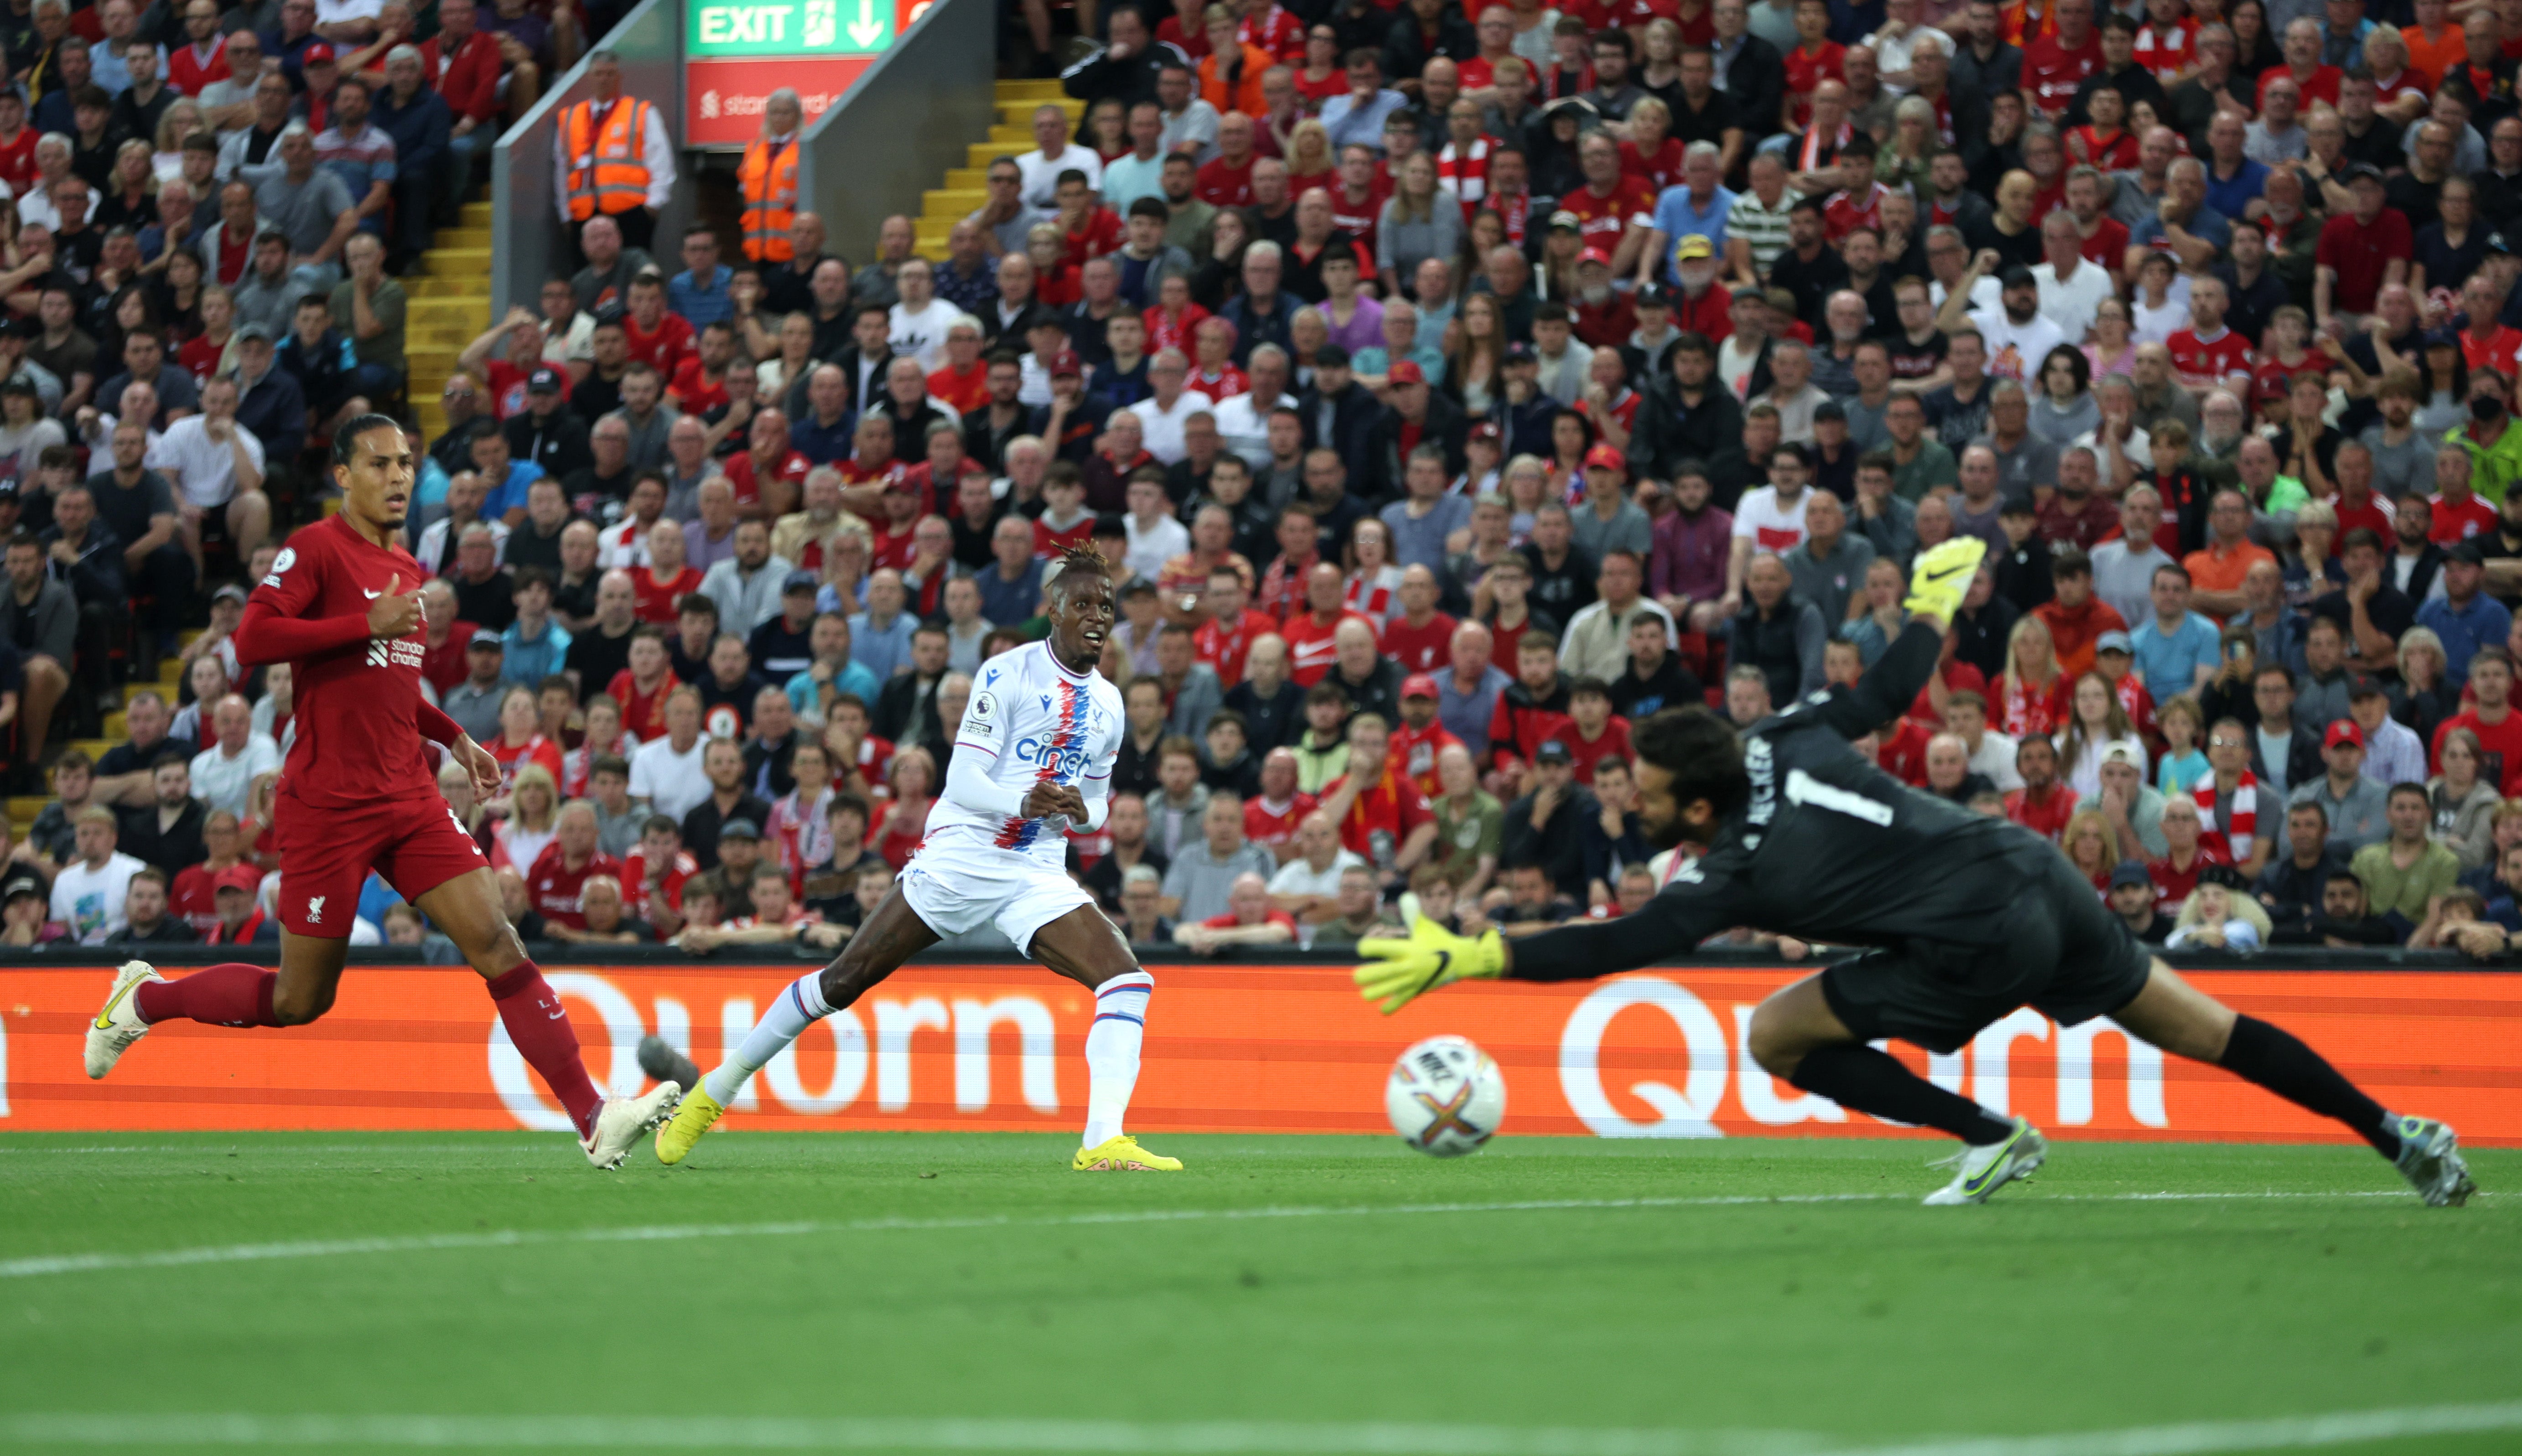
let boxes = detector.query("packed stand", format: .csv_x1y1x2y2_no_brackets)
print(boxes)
23,0,2522,960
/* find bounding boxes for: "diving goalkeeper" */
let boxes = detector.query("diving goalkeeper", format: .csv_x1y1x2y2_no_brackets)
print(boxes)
1356,539,2476,1208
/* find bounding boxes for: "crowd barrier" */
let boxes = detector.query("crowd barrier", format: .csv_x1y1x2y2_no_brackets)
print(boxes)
5,962,2516,1143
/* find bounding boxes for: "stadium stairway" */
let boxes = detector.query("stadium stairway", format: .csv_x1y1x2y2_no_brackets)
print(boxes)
407,199,498,443
915,79,1078,260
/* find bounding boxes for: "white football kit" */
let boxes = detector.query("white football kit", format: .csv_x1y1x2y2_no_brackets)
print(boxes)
901,641,1123,953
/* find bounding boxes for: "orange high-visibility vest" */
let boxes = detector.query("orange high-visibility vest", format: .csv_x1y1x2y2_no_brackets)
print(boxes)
739,136,800,261
561,95,653,221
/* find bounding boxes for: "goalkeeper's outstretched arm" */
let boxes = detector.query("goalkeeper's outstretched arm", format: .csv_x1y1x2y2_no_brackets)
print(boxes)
1501,878,1738,983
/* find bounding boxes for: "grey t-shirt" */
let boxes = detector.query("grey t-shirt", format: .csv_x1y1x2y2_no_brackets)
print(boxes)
252,167,358,257
1161,840,1277,924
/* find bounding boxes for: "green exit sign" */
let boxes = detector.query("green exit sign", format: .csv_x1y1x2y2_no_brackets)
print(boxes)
689,0,894,56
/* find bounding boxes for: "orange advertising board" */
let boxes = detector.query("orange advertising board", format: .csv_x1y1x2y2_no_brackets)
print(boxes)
3,964,2517,1144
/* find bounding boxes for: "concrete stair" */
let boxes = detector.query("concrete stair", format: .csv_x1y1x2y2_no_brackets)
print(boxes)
410,200,496,442
917,80,1079,259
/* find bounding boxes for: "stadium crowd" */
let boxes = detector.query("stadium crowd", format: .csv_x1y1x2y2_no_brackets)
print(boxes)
14,0,2522,961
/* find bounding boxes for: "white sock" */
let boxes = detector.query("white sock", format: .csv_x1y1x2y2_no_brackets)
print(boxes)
704,972,831,1106
1081,972,1152,1147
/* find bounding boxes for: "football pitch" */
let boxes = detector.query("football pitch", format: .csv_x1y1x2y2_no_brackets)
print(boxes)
1,1132,2516,1456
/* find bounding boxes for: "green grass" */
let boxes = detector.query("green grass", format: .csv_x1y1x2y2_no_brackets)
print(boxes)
0,1132,2516,1455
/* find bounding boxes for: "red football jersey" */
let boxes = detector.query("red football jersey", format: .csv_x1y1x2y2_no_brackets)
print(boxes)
2165,326,2254,386
2430,492,2499,544
1558,177,1655,253
1389,720,1464,799
607,668,680,740
2022,31,2101,115
243,514,439,809
1381,611,1457,674
633,565,704,623
721,448,810,510
1244,792,1316,855
621,847,696,922
1562,717,1632,782
526,843,623,929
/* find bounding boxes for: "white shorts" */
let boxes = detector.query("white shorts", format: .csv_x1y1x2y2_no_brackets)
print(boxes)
899,840,1095,956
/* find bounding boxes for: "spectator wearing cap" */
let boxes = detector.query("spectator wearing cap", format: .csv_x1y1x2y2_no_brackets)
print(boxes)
502,365,591,481
2417,539,2512,687
2315,163,2413,325
441,629,510,741
1365,357,1470,481
2288,719,2392,851
748,570,823,680
2106,860,2171,943
1499,737,1592,901
228,324,307,468
1568,444,1651,562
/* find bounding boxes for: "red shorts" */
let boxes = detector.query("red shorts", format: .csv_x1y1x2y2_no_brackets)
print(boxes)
275,785,488,937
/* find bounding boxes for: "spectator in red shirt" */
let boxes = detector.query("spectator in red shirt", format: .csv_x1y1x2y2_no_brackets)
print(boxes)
1196,111,1261,207
1558,677,1632,781
2004,734,2080,839
1380,564,1458,673
666,320,739,414
2022,0,2102,116
1173,870,1297,952
1390,674,1463,798
420,0,508,216
721,408,811,521
1194,565,1277,686
2315,165,2413,323
2148,792,2231,917
2433,646,2522,793
621,274,696,378
1317,712,1437,887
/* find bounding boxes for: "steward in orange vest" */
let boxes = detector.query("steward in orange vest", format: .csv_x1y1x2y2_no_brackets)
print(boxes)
739,90,806,263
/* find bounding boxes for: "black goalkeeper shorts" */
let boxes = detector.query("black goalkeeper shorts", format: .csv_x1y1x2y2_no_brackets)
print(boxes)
1819,850,2156,1055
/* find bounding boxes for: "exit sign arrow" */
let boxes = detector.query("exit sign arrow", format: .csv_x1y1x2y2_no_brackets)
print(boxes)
846,0,882,48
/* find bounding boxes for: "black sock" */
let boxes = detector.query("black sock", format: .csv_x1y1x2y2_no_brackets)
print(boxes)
1789,1042,2017,1145
2219,1015,2398,1158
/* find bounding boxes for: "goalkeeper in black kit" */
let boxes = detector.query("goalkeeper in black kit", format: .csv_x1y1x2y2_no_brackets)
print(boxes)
1357,540,2477,1207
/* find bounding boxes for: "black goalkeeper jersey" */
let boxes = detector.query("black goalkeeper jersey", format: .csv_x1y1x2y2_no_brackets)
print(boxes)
1513,622,2066,979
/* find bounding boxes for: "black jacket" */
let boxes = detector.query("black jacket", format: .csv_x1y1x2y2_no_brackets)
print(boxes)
2250,723,2327,795
1060,39,1182,110
1299,381,1386,497
1719,36,1787,170
504,407,592,481
1222,676,1306,751
116,798,208,876
2255,846,2348,926
1366,391,1470,492
36,522,124,606
1500,786,1596,899
1628,375,1743,485
1382,10,1478,81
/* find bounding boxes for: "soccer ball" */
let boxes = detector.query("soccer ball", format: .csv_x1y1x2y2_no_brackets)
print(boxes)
1385,1036,1506,1157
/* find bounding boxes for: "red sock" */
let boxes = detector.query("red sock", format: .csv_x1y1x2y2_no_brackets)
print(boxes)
485,964,604,1139
132,964,278,1028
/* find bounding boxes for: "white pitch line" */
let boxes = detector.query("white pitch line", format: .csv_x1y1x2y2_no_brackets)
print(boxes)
4,1403,2521,1455
0,1188,2455,1281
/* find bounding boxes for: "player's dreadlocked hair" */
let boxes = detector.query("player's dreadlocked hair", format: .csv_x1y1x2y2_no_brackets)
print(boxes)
1632,706,1749,822
331,413,405,469
1048,539,1111,599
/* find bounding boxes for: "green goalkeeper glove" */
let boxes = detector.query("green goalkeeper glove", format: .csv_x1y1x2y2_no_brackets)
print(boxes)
1354,917,1507,1015
1903,536,1988,626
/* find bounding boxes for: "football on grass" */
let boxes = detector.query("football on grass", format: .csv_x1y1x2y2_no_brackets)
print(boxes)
1385,1035,1506,1156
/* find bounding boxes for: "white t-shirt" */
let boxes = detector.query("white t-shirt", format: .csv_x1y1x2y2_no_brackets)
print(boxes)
1135,389,1209,465
189,735,281,817
629,735,712,821
1969,306,2069,383
1731,485,1813,554
1209,390,1295,468
149,415,266,509
1268,847,1366,902
888,297,964,372
1015,145,1104,212
2032,260,2116,347
1717,335,1765,400
52,851,144,943
1124,513,1190,580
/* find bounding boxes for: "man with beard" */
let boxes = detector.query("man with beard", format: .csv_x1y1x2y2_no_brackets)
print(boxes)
1629,332,1742,484
1356,536,2480,1211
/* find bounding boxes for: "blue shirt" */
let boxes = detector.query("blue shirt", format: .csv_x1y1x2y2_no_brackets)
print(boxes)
2416,592,2512,687
668,265,736,328
976,558,1046,626
786,658,883,717
847,609,918,679
1351,343,1447,385
2130,611,2223,700
790,411,856,465
501,616,572,687
479,459,545,520
1319,88,1409,154
2200,160,2267,225
2129,204,2232,258
1649,183,1735,277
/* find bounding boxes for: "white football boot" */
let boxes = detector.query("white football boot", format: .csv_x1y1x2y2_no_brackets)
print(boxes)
583,1081,683,1170
84,960,165,1079
1922,1118,2048,1206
